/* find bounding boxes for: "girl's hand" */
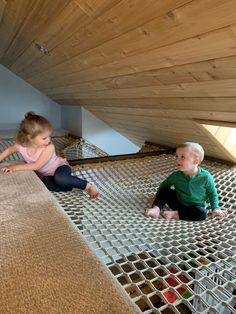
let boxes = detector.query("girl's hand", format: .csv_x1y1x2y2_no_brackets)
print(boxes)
0,166,14,173
211,210,228,218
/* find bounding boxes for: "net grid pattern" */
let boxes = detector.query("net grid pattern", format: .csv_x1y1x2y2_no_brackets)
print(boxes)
61,138,107,159
54,155,236,314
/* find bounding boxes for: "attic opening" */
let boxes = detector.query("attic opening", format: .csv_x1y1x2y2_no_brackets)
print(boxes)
195,120,236,164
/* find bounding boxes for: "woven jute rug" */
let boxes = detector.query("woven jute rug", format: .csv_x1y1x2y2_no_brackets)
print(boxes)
0,163,141,314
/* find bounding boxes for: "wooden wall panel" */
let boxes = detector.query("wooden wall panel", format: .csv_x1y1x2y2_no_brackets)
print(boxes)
25,26,236,87
17,0,191,79
10,0,121,74
38,55,236,93
19,0,236,81
47,79,236,100
0,0,6,23
0,0,72,66
56,97,236,112
0,0,236,162
0,0,32,59
85,106,236,124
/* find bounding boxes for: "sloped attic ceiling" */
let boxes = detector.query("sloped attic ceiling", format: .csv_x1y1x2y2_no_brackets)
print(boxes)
0,0,236,162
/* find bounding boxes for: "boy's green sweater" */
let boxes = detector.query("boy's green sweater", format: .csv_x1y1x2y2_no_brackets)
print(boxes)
157,167,220,210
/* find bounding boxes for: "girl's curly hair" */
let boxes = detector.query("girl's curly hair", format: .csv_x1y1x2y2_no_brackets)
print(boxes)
16,112,52,144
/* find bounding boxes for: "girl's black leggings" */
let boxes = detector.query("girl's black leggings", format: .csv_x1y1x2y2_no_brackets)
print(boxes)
41,165,87,192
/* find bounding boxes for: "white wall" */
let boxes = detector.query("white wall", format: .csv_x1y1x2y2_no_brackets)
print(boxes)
0,65,61,129
82,107,139,155
61,105,82,136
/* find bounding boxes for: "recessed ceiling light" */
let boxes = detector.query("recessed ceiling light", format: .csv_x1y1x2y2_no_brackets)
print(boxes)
35,43,50,56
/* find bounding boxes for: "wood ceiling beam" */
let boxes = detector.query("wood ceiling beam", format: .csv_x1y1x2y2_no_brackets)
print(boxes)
194,119,236,128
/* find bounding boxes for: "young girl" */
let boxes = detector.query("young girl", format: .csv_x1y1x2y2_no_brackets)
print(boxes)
144,142,227,221
0,112,99,198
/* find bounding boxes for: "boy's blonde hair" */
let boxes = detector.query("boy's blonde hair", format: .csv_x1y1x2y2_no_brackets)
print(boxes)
177,142,204,163
16,112,52,144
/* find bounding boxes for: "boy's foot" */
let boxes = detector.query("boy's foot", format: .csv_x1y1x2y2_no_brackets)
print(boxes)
144,206,160,219
86,182,99,199
163,210,179,220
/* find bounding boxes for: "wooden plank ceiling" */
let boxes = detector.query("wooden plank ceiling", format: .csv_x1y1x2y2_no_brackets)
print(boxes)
0,0,236,162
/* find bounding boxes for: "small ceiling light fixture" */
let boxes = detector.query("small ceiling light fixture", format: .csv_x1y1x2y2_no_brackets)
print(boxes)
35,43,50,56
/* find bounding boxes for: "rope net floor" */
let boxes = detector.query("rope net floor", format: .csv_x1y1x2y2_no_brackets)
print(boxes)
1,134,235,313
53,154,236,314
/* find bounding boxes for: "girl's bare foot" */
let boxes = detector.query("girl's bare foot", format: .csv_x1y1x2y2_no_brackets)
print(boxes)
144,206,160,219
163,211,179,220
86,182,99,199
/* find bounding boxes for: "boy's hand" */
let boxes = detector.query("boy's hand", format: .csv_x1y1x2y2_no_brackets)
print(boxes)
0,166,14,173
211,210,228,218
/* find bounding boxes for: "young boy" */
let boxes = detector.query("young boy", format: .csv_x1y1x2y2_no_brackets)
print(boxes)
144,142,227,221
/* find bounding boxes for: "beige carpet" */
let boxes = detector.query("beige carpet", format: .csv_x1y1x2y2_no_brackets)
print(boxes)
0,163,141,314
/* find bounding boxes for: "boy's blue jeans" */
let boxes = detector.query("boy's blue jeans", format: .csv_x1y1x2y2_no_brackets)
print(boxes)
152,187,208,221
41,165,87,192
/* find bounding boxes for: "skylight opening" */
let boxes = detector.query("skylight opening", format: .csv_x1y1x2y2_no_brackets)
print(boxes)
201,122,236,162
